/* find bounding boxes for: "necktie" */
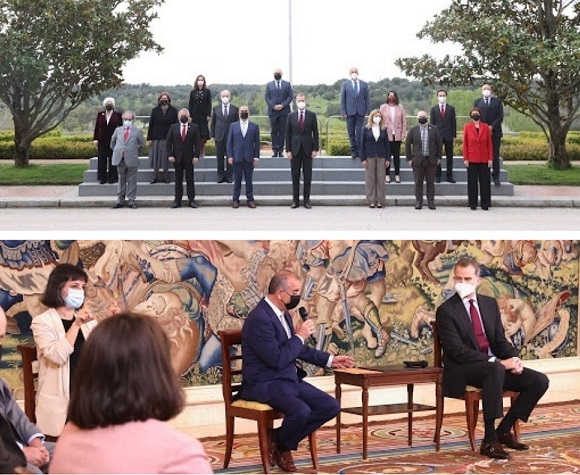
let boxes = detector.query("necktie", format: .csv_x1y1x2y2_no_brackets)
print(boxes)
441,105,445,118
353,81,358,95
123,127,130,142
299,111,304,130
224,105,228,117
277,81,280,90
469,299,490,354
181,124,187,141
485,98,489,107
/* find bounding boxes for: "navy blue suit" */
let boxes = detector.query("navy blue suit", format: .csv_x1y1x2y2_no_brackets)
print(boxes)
239,298,340,451
265,79,293,155
474,96,504,180
226,121,261,203
430,104,457,180
340,79,370,156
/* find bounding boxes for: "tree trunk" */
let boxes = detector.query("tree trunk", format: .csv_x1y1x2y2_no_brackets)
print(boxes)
13,120,31,167
547,129,570,170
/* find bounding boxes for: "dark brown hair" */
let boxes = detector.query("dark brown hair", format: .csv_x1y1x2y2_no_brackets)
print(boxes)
386,90,400,105
195,74,207,90
41,264,88,309
67,311,184,429
157,91,171,104
470,107,482,116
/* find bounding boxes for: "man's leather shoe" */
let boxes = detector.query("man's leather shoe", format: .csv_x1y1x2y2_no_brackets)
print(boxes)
304,201,312,209
276,450,298,472
497,431,529,450
128,202,138,209
435,176,441,183
226,177,232,183
291,202,299,209
247,201,256,209
480,440,510,460
482,206,489,210
189,201,198,208
471,206,477,210
494,178,501,186
231,201,239,209
112,202,123,209
170,201,181,208
448,176,456,183
415,204,422,210
150,178,158,184
428,203,436,210
100,179,107,184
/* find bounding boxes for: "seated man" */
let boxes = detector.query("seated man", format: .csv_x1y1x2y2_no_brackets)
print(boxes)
0,307,54,474
436,257,549,460
239,270,354,472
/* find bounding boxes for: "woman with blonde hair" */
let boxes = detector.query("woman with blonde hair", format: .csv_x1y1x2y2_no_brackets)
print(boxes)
359,110,390,208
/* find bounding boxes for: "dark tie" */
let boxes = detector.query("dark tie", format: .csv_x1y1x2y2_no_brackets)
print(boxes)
123,127,130,142
441,105,445,118
299,111,304,130
277,81,280,90
485,98,489,107
353,81,358,95
224,105,228,117
181,124,187,141
469,299,490,354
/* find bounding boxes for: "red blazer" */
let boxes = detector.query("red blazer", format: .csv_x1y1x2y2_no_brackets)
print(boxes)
462,121,493,164
93,110,123,143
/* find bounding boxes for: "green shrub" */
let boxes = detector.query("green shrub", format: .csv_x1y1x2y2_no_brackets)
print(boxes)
327,138,351,156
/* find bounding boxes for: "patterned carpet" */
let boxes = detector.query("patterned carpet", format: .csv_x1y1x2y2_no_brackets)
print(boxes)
202,401,580,474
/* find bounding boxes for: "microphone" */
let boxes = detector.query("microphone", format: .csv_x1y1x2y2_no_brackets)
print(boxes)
299,306,309,321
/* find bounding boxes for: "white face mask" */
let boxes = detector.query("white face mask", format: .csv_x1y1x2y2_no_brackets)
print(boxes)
372,116,381,124
64,288,85,309
221,97,230,105
197,80,204,87
454,282,476,299
482,89,492,98
296,101,306,110
438,96,447,104
351,73,358,80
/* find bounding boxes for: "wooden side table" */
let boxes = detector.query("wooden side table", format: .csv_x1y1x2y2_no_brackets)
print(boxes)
335,366,443,460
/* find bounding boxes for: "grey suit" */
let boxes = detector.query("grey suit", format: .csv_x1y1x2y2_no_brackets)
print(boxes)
474,96,504,180
1,378,55,473
405,123,442,207
110,125,146,205
211,103,239,182
340,79,370,156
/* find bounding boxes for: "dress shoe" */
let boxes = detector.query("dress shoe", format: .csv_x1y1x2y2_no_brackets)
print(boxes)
170,201,181,208
471,206,477,210
395,175,401,183
272,153,278,158
494,178,501,186
128,202,138,209
480,440,510,460
435,176,441,183
351,153,357,159
377,203,384,209
99,179,107,184
415,204,422,210
497,431,529,450
226,177,233,183
111,202,124,209
448,176,456,183
189,201,198,208
231,201,239,209
369,204,375,208
276,450,298,473
385,176,391,184
150,178,158,184
291,202,299,209
482,206,489,210
163,178,170,184
428,203,436,210
247,201,256,209
304,201,312,209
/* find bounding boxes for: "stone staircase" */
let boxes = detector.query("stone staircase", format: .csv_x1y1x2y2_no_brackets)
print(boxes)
78,156,514,204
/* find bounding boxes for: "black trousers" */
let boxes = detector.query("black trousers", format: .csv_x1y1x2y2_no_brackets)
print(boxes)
436,139,454,178
467,162,491,208
269,114,289,153
174,157,195,202
492,136,502,179
291,149,313,203
215,139,232,181
97,142,117,182
386,140,402,175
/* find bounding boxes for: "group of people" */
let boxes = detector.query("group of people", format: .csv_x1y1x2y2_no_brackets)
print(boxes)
93,67,504,211
1,258,549,473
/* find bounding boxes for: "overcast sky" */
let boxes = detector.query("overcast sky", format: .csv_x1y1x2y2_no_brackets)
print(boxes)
122,0,456,86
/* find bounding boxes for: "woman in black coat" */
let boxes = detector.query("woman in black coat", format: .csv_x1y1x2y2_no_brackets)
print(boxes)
188,74,212,157
147,92,178,183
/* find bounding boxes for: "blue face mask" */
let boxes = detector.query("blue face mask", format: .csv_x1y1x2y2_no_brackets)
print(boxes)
123,120,132,128
64,288,85,309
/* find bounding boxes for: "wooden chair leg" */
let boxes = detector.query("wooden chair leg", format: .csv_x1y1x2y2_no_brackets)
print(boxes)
223,415,235,468
257,418,272,474
464,395,477,451
308,430,318,469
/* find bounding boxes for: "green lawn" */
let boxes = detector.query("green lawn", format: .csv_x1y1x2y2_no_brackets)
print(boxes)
0,162,579,186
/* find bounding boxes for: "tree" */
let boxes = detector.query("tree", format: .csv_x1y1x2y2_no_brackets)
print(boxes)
0,0,164,166
395,0,580,169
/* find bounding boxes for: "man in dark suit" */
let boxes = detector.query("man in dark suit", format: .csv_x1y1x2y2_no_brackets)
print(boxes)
285,93,319,209
340,66,370,159
166,108,201,209
226,106,260,208
93,97,123,184
265,68,293,157
210,90,239,184
474,84,504,186
240,270,354,472
436,257,549,460
430,89,457,183
405,111,442,210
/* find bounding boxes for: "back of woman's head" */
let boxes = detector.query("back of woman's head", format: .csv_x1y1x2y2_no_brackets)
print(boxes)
67,311,184,429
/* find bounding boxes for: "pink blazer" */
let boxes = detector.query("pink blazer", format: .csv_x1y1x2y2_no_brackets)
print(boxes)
379,103,406,141
50,419,213,474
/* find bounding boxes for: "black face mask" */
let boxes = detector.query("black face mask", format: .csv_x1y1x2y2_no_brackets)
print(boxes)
471,114,481,121
240,112,249,120
105,105,113,111
285,294,301,310
180,116,189,124
274,73,282,81
160,100,168,106
418,117,428,125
